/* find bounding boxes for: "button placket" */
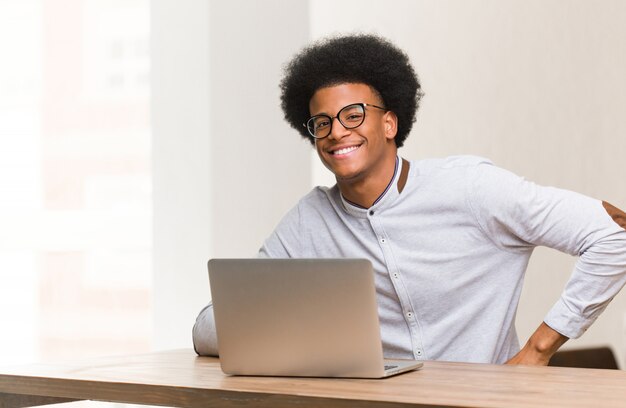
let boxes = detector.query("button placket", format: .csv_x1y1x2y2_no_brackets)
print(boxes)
369,209,426,361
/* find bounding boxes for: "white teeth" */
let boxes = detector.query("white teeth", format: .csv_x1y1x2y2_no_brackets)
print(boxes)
333,145,359,155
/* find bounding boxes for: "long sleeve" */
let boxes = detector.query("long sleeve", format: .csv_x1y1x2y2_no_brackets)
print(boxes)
544,213,626,338
469,162,626,339
192,303,219,356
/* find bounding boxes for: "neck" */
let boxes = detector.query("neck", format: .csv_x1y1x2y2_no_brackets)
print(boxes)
337,154,398,208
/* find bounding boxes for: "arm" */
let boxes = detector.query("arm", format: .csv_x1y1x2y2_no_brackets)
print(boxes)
507,202,626,366
192,303,219,356
506,322,568,365
471,164,626,365
507,202,626,365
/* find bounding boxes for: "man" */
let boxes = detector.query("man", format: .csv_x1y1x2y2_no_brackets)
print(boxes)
193,34,626,364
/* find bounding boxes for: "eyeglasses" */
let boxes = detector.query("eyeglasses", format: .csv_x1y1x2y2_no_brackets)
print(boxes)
304,103,387,139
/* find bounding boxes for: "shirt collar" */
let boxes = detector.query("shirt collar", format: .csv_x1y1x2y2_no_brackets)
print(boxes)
340,156,404,218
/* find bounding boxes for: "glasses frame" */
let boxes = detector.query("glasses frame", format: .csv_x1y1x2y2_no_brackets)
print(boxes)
303,102,387,139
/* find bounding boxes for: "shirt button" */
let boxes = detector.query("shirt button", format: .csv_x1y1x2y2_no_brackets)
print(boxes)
369,210,374,216
406,312,413,318
415,349,424,357
380,237,386,244
393,273,399,278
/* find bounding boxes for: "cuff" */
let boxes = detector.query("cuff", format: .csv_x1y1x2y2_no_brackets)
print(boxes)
543,297,591,339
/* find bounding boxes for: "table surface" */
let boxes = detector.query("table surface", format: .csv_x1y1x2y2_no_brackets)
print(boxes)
1,349,626,408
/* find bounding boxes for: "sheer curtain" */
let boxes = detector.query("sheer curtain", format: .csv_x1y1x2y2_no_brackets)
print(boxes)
0,0,152,364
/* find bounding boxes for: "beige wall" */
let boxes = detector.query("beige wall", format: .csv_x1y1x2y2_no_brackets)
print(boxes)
311,0,626,365
153,0,626,363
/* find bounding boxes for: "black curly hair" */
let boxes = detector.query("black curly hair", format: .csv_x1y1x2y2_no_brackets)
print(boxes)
280,34,423,148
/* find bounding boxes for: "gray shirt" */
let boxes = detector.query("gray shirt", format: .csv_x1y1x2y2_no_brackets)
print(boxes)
193,156,626,363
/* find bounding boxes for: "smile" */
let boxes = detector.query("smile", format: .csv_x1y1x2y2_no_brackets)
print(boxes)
331,145,361,155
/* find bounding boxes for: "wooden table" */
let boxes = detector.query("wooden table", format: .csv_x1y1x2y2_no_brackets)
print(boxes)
1,349,625,408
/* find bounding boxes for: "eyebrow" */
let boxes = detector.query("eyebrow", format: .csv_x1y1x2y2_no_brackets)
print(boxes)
310,103,360,117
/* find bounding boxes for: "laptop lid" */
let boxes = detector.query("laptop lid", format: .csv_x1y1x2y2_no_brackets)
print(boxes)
208,258,421,378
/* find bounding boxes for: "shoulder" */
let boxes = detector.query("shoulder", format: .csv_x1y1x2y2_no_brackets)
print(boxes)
294,185,340,212
407,155,498,189
272,185,339,229
410,155,494,175
259,185,340,258
440,155,493,169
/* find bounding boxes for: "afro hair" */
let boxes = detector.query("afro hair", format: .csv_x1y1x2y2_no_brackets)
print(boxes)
280,34,423,148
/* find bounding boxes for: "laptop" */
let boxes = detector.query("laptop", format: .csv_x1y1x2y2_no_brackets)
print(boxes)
208,258,423,378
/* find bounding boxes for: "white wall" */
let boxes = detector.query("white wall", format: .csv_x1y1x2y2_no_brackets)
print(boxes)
151,0,310,349
153,0,626,364
152,0,212,350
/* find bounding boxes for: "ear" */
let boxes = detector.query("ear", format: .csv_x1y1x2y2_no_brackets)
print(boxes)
383,111,398,141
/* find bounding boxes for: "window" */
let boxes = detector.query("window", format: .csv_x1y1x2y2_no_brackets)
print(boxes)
0,0,151,364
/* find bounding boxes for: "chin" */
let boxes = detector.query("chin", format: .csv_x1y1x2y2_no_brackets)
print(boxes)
332,168,364,183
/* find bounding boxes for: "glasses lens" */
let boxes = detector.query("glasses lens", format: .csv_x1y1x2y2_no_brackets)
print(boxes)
307,115,331,138
338,104,365,129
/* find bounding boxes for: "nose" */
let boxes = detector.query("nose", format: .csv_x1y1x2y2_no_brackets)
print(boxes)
328,117,350,141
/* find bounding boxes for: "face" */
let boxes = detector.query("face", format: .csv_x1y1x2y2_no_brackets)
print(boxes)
308,83,398,184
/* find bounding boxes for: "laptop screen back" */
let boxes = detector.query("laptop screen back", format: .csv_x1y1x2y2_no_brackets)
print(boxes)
208,258,386,377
